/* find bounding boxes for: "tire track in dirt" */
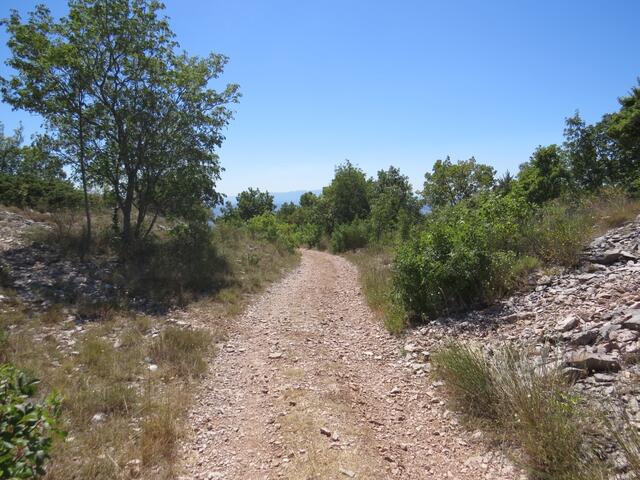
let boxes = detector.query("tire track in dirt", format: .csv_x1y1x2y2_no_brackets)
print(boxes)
179,249,521,479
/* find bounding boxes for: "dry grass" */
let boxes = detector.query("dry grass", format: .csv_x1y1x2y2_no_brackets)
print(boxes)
0,305,214,480
588,188,640,232
432,342,617,479
149,327,212,378
0,208,300,478
345,247,406,334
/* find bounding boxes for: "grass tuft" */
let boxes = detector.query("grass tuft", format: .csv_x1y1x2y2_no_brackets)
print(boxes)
345,247,407,334
149,327,212,378
432,342,614,479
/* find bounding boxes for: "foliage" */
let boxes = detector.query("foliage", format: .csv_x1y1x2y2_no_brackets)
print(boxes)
236,188,275,220
393,192,531,319
564,112,612,191
0,364,64,479
422,156,495,209
330,219,370,253
606,81,640,190
522,200,593,265
247,213,298,252
369,166,421,240
0,122,24,175
1,0,239,247
514,144,571,204
127,220,231,303
323,160,370,228
0,173,82,210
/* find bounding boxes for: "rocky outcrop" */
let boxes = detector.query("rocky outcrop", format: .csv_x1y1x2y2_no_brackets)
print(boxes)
0,209,147,311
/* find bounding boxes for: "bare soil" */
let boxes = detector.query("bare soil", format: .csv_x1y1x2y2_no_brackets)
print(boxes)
179,250,520,480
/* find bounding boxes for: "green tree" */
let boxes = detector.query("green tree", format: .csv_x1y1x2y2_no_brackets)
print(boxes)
299,191,318,208
0,122,23,175
422,156,495,209
563,112,611,190
369,166,420,239
2,0,239,249
514,145,571,204
323,160,369,228
606,82,640,189
494,170,514,195
236,188,275,220
277,201,298,221
19,134,65,180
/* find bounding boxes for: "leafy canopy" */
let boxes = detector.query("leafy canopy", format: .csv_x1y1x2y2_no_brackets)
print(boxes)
422,156,495,209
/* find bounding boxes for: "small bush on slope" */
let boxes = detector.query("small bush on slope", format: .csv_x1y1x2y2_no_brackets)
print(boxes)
392,188,640,322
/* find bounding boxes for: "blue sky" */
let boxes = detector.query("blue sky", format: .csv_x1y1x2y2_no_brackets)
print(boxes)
1,1,639,196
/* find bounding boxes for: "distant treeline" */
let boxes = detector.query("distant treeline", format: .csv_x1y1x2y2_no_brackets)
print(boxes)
219,80,640,326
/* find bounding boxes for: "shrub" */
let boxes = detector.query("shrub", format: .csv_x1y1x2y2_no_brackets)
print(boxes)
0,364,64,479
294,222,323,248
523,200,593,266
330,220,370,253
393,194,531,319
0,173,82,211
247,213,298,252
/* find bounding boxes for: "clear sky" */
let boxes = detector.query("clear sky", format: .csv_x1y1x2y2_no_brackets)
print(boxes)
1,1,639,196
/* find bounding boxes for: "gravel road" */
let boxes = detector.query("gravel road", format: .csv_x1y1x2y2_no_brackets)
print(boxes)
179,249,520,480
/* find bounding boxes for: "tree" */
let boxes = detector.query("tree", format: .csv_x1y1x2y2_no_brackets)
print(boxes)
495,170,515,195
563,112,611,190
2,0,239,249
369,166,420,239
277,201,298,221
422,156,495,209
236,188,275,220
323,160,369,228
514,144,571,204
299,191,318,208
0,122,23,175
606,82,640,189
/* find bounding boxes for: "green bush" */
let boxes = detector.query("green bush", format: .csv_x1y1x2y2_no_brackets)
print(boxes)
294,222,323,248
330,220,370,253
0,364,64,479
247,213,298,252
0,173,82,210
392,193,531,319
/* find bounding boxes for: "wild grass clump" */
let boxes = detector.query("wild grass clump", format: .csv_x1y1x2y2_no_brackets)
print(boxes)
345,247,406,333
149,327,212,378
432,342,614,479
431,342,498,419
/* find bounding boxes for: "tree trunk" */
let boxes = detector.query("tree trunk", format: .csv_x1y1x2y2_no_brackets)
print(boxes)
121,172,135,249
78,107,92,258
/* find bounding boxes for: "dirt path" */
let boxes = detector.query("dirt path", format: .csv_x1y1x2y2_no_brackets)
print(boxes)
179,250,520,480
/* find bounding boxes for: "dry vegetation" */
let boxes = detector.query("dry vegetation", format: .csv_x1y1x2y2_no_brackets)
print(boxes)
432,341,639,480
0,207,300,479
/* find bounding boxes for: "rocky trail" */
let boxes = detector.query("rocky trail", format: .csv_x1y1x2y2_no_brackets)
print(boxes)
178,250,519,480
